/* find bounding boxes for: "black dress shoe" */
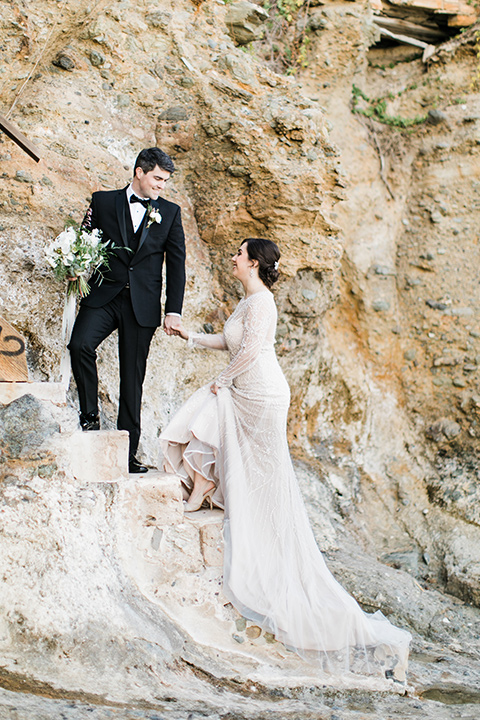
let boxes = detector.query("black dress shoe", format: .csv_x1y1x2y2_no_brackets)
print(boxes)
129,456,148,474
79,412,100,431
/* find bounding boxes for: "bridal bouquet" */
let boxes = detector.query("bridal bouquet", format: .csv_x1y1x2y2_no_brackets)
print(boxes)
45,225,109,297
46,224,113,388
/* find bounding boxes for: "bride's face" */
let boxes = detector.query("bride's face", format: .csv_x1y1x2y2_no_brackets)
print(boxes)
232,242,253,282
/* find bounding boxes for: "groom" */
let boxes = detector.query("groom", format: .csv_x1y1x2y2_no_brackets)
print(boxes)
68,147,186,473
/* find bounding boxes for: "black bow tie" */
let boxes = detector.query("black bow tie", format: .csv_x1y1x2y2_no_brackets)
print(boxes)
130,195,149,208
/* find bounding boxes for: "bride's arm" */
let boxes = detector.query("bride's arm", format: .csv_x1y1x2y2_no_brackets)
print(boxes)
172,322,227,349
215,293,274,387
188,332,227,350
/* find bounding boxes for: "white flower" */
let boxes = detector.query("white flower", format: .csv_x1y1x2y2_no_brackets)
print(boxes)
147,206,162,228
81,229,101,247
58,238,71,255
56,227,76,254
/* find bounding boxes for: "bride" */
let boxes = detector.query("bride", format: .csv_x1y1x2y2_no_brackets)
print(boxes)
159,238,411,682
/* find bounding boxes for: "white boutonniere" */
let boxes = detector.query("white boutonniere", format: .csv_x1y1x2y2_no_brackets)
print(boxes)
147,204,162,228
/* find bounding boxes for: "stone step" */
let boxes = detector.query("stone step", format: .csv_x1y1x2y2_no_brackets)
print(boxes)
121,470,184,527
120,473,224,569
184,508,224,567
116,472,225,599
52,429,130,483
0,381,66,406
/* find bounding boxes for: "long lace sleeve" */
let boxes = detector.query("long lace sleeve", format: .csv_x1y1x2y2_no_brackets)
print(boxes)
216,293,274,387
188,333,227,350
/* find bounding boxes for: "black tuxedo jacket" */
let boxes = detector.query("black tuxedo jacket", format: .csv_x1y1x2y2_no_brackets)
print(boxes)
80,187,186,327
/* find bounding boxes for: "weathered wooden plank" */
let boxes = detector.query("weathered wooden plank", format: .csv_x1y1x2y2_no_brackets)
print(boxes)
0,114,41,163
0,316,29,382
376,25,430,48
374,16,445,42
373,0,479,27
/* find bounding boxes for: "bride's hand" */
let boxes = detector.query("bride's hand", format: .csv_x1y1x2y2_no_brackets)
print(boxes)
174,324,189,340
164,315,188,339
210,382,218,395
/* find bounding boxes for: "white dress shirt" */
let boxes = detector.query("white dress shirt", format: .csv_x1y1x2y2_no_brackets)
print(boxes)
126,184,147,232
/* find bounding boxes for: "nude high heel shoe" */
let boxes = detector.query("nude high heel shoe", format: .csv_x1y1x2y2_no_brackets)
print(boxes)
184,484,215,512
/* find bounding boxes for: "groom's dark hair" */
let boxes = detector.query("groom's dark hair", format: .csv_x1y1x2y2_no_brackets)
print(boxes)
134,147,175,176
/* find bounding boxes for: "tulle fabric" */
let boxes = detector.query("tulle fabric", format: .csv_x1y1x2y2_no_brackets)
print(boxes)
160,291,411,681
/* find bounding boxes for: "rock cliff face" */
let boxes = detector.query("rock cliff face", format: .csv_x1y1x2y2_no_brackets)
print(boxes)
0,0,341,450
2,392,480,719
1,0,480,716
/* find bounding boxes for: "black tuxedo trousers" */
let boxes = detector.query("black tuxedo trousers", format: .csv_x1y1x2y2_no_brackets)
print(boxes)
69,288,155,457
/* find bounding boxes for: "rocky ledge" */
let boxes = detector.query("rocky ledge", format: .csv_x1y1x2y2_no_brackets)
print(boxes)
1,390,480,718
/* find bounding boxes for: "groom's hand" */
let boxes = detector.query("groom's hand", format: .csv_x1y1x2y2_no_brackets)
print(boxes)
163,314,183,336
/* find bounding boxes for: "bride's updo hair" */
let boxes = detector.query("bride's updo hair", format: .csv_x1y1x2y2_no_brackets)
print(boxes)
244,238,280,289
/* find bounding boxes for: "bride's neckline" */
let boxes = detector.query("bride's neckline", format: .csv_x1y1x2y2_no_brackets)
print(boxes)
242,289,271,300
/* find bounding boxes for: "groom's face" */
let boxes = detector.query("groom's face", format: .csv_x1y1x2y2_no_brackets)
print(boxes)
133,164,171,200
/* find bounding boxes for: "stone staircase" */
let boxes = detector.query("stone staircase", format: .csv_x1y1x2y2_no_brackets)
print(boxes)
0,379,400,693
115,472,403,692
115,470,309,675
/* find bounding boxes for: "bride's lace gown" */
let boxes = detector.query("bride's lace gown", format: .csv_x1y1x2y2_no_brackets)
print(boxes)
160,290,411,680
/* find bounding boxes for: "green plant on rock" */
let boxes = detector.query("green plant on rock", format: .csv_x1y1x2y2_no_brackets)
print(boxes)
276,0,304,21
471,30,480,89
351,84,426,129
259,0,312,74
296,32,310,69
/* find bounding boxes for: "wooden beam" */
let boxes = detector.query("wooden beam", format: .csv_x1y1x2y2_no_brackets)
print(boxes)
376,24,430,48
374,16,446,42
0,113,41,163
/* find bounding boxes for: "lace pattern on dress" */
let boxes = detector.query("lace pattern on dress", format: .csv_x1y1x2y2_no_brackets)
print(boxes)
216,291,276,387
